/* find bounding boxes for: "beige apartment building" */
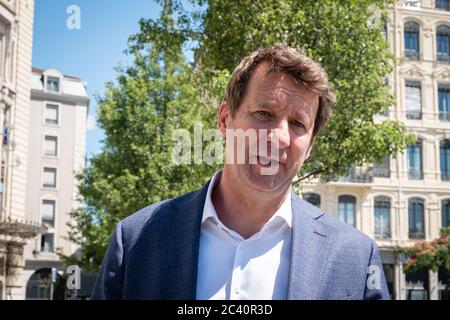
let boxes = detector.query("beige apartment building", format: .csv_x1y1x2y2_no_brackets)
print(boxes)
300,0,450,300
15,68,89,300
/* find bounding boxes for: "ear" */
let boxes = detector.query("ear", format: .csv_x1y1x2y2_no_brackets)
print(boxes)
218,100,231,138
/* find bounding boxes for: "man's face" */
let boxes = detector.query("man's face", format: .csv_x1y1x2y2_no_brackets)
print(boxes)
218,62,319,193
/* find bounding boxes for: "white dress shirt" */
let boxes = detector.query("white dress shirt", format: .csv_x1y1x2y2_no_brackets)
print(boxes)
196,170,292,300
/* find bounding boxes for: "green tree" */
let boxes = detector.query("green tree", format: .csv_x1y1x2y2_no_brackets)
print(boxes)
66,0,416,270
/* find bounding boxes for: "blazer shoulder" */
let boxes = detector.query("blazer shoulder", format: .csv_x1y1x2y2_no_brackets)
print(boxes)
296,196,374,249
318,210,374,249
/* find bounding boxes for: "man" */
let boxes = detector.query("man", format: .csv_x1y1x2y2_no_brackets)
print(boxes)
91,45,390,300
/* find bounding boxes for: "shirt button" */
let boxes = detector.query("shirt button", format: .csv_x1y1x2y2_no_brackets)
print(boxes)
240,243,246,249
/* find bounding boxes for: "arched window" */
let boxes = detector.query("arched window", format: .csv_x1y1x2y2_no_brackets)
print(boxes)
338,195,356,227
303,193,321,208
437,25,450,62
409,198,425,239
440,139,450,180
404,21,420,60
407,139,423,179
374,196,391,238
442,199,450,228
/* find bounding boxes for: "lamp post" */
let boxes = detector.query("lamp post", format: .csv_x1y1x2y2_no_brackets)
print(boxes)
50,267,57,300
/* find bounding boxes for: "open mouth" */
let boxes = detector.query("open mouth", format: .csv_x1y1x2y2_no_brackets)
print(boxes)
257,155,280,168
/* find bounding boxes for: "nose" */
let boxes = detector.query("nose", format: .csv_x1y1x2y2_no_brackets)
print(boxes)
267,119,290,149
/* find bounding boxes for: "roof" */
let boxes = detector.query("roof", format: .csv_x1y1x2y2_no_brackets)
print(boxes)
31,67,88,98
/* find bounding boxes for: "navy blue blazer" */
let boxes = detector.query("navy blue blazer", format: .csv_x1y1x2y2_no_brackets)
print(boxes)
91,181,390,300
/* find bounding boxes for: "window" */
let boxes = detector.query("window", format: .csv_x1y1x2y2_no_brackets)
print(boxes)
338,195,356,227
41,234,54,252
439,84,450,121
42,167,56,188
41,199,55,227
406,269,429,300
374,155,390,178
409,198,425,239
442,200,450,228
46,76,60,93
404,22,420,60
45,104,59,125
436,0,450,10
405,81,422,119
437,25,450,62
303,193,321,208
441,140,450,181
407,140,423,179
374,197,391,238
44,135,58,156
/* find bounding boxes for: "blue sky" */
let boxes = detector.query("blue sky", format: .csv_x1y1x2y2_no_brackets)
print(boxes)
32,0,162,157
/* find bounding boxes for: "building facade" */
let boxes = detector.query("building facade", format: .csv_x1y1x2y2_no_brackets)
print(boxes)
0,0,42,300
15,68,89,300
301,0,450,300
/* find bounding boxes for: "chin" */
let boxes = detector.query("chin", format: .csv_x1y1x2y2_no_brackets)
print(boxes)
241,164,287,192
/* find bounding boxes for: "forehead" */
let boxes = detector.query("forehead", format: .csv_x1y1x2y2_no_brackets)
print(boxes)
245,62,319,111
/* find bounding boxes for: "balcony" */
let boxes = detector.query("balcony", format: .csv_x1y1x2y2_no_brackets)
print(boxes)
408,169,423,180
437,53,450,64
373,167,390,178
439,112,450,121
409,231,425,240
406,111,422,120
404,50,420,61
442,172,450,181
332,166,374,184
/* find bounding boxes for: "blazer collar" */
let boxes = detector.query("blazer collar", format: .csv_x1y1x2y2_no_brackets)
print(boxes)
159,180,211,299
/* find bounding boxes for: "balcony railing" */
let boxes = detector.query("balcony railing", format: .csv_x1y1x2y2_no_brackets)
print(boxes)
408,169,423,180
439,112,450,121
333,166,374,183
406,111,422,120
375,232,391,239
404,50,420,61
437,53,450,63
373,167,390,178
409,231,425,239
442,172,450,181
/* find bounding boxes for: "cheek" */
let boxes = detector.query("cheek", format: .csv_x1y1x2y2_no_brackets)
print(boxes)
290,140,311,161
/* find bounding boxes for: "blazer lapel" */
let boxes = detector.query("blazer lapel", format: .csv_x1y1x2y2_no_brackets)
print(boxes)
286,192,335,300
159,181,210,299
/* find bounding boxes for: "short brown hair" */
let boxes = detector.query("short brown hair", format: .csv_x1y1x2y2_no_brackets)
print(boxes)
224,44,335,141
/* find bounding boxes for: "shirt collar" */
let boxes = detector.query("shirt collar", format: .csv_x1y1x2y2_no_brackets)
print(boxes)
201,170,292,229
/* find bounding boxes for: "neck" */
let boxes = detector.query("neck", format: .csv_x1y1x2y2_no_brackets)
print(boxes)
211,167,290,239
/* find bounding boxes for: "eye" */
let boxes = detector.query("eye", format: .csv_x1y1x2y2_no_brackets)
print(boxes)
255,111,272,119
290,120,304,128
